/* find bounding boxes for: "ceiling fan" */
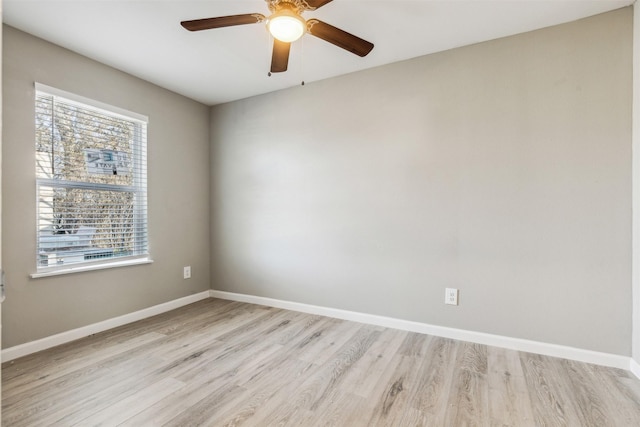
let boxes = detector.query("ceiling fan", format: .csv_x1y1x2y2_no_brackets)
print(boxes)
180,0,374,74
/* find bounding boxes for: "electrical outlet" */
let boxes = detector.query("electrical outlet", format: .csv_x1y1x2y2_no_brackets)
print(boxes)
445,288,458,305
183,266,191,279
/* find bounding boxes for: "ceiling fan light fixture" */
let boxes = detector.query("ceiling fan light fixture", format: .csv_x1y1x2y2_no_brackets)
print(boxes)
267,10,306,43
181,0,374,75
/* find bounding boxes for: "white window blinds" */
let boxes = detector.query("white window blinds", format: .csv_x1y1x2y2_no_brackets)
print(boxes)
35,84,149,270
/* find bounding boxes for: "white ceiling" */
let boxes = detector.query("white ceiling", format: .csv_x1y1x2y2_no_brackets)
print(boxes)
3,0,633,106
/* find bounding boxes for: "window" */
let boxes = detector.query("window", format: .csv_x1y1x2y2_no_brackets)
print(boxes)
35,84,149,272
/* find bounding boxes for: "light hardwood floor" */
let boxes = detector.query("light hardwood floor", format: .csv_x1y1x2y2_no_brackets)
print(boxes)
4,298,640,426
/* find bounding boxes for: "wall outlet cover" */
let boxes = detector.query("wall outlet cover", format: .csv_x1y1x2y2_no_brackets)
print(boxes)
445,288,458,305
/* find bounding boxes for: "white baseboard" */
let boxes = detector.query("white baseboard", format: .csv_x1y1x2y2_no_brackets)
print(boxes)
631,358,640,379
210,290,632,371
1,291,210,363
5,289,637,377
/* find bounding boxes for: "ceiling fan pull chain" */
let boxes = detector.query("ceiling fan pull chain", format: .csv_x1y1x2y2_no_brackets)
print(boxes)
267,32,272,76
300,36,305,86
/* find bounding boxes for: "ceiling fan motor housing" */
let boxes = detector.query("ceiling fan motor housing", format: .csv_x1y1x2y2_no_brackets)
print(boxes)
267,0,320,14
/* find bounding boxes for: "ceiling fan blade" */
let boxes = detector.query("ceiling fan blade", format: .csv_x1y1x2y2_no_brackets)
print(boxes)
181,14,265,31
303,0,334,9
306,19,374,57
271,39,291,73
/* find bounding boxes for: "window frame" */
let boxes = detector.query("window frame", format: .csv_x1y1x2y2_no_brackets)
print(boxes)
31,83,152,278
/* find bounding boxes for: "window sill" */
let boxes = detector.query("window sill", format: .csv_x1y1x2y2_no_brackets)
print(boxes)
30,257,153,279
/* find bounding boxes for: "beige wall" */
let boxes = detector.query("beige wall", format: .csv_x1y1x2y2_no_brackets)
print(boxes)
633,2,640,366
2,26,211,348
210,8,633,355
2,8,634,356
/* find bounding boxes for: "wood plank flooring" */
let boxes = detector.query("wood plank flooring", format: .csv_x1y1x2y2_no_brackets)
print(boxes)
4,298,640,426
